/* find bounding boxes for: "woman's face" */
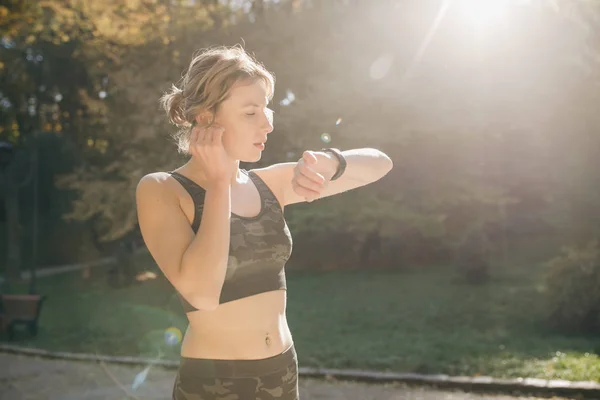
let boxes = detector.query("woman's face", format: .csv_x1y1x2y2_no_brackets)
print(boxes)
210,79,274,163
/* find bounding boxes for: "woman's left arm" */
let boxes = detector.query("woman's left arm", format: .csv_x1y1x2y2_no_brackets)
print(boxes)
256,148,393,207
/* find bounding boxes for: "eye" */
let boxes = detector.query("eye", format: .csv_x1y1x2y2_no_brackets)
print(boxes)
246,113,256,116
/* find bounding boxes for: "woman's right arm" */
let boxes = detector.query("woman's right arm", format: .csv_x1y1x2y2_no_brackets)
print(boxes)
136,173,231,311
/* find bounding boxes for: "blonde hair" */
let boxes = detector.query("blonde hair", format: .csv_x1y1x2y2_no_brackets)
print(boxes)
160,45,275,154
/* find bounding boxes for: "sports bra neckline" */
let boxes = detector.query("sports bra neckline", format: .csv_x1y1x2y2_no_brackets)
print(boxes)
168,169,267,221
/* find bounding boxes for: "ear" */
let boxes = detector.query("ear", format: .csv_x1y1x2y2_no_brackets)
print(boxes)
195,111,214,126
194,114,207,126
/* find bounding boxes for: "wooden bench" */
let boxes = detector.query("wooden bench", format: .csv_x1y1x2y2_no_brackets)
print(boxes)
0,294,46,340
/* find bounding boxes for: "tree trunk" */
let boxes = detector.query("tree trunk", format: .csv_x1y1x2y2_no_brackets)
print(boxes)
4,190,21,286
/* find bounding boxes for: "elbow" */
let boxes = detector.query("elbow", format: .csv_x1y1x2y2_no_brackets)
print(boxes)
382,154,393,174
191,295,220,312
182,290,220,312
177,276,222,312
178,256,225,312
374,151,393,180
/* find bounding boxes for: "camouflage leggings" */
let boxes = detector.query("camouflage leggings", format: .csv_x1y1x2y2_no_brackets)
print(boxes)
172,345,299,400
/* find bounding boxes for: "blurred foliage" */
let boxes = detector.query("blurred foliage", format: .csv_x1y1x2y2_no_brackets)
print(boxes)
1,0,599,271
542,240,600,334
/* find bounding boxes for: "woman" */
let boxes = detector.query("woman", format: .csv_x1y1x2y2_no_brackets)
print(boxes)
136,45,393,399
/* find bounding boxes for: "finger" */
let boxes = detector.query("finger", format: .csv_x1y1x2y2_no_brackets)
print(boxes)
302,151,318,165
211,126,225,145
295,174,323,194
292,179,320,199
294,163,323,187
292,171,322,194
192,124,201,138
299,164,326,186
200,126,213,143
189,127,199,153
193,126,203,143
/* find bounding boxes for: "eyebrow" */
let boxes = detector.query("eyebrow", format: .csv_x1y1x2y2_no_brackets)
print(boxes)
241,101,268,107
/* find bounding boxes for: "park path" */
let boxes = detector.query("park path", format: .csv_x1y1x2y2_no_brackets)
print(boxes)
0,353,572,400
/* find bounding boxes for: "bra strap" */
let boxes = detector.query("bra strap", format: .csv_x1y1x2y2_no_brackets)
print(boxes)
169,171,205,232
246,170,283,213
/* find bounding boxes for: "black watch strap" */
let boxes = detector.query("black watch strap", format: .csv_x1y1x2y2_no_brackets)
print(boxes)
321,148,347,181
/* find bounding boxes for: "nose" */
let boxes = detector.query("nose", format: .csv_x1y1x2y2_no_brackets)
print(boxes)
262,108,274,134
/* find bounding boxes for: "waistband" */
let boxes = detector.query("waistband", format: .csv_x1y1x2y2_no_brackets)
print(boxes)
177,344,297,379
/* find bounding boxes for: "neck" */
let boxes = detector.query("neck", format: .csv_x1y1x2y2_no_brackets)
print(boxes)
184,157,242,186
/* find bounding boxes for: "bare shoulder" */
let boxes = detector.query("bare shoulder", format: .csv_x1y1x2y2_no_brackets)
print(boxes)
137,171,174,189
136,172,181,198
135,172,183,216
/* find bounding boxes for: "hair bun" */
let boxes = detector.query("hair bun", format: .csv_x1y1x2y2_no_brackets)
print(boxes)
160,85,189,127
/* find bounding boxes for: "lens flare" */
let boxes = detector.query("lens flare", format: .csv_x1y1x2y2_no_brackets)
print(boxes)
164,327,182,346
369,52,394,80
279,89,296,106
132,366,151,391
320,133,331,144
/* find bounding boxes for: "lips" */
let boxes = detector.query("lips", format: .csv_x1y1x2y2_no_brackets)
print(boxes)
254,139,267,150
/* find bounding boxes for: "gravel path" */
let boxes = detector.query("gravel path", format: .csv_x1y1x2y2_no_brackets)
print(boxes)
0,353,574,400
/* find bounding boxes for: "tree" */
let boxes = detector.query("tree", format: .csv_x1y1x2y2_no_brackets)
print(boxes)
0,1,220,271
4,0,600,271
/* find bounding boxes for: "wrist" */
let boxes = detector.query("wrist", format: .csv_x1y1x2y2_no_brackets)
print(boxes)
316,151,340,180
320,148,347,181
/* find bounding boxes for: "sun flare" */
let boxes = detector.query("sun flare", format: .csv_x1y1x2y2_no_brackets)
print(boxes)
459,0,510,28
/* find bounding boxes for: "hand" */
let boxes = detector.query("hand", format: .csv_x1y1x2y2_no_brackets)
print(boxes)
189,123,233,186
292,151,328,202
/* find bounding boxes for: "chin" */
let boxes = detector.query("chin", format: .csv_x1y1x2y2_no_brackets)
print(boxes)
241,152,262,163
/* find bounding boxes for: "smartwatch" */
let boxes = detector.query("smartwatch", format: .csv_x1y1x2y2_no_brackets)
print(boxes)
321,148,347,181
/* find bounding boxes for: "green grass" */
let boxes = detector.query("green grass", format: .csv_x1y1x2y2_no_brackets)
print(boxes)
2,253,599,382
287,268,599,382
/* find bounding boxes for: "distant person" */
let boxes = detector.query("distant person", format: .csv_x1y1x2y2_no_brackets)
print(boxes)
136,45,393,400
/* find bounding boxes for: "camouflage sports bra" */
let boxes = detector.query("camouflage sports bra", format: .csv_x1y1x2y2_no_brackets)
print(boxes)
168,169,293,313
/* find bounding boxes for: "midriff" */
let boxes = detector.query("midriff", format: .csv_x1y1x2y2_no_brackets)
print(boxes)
181,290,293,360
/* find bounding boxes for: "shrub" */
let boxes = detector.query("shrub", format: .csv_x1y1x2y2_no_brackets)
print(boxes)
543,240,600,334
